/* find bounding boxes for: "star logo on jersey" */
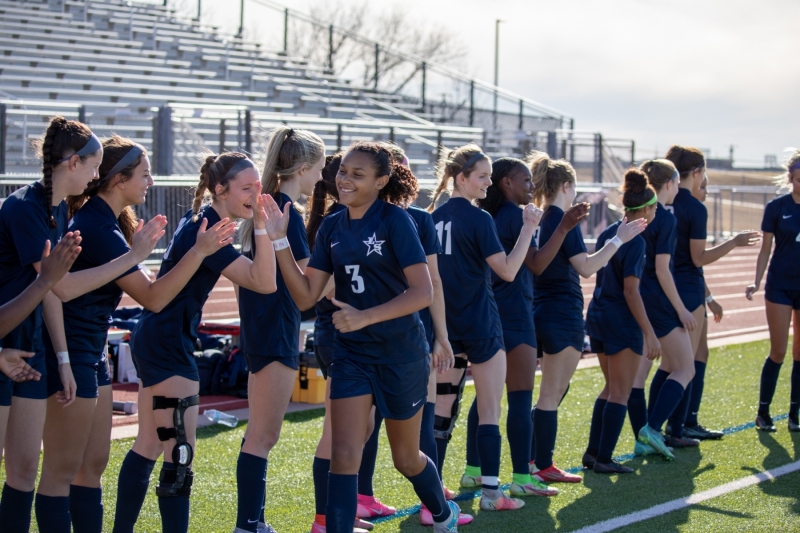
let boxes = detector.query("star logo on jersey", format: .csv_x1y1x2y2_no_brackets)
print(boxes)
363,233,385,256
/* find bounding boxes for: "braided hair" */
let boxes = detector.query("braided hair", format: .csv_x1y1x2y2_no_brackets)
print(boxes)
477,157,529,216
39,116,96,228
192,152,251,222
306,152,343,250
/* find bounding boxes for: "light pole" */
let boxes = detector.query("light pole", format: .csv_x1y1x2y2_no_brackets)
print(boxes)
493,19,503,130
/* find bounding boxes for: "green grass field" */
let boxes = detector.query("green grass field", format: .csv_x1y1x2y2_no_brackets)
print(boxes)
6,339,800,532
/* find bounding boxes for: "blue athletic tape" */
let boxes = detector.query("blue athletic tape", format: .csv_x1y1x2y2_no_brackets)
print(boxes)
371,412,791,524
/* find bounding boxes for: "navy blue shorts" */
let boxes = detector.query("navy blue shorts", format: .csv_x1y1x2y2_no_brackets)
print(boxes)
502,329,537,352
0,351,48,406
645,305,683,338
536,326,584,356
132,352,198,388
314,344,333,379
765,289,800,310
450,336,504,365
678,286,705,314
329,355,429,420
46,354,111,399
245,352,299,374
589,337,642,357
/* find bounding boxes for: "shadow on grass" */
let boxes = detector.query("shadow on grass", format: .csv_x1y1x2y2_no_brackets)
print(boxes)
752,431,800,515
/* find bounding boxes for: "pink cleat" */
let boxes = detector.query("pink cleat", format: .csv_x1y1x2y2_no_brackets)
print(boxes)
356,494,396,518
531,463,582,484
419,504,474,526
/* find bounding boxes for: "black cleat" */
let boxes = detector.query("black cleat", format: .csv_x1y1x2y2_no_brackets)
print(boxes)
593,460,634,474
582,452,596,470
684,424,724,440
789,416,800,432
755,414,777,432
665,435,700,448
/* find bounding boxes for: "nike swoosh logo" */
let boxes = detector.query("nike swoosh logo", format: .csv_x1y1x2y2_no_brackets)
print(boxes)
331,242,340,247
412,399,423,407
247,519,258,524
783,215,792,219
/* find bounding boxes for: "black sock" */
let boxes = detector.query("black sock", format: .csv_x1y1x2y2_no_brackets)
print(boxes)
759,357,782,416
435,437,448,480
407,456,448,522
465,397,480,468
533,408,558,470
312,457,330,516
0,483,34,533
647,369,670,420
529,407,536,463
597,402,627,463
357,412,382,497
156,463,190,533
235,452,267,532
648,379,685,432
112,450,156,533
686,361,707,427
70,485,103,533
586,397,607,456
668,381,693,438
420,402,438,472
35,493,70,533
476,424,501,489
506,390,533,476
627,388,647,439
791,361,800,420
326,473,357,532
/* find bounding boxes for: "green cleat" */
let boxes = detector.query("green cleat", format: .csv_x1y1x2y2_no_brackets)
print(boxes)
638,425,674,460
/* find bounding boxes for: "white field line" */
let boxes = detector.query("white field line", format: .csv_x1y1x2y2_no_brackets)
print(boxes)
569,460,800,533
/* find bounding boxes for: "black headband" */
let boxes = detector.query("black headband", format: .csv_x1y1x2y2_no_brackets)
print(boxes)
459,152,487,175
103,144,145,182
54,133,102,164
222,158,256,182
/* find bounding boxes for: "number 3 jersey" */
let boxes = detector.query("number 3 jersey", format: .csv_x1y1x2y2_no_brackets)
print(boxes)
762,193,800,291
431,197,504,341
308,199,429,365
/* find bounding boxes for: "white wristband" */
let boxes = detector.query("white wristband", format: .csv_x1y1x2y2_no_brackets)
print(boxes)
610,236,624,248
706,294,714,304
272,237,290,251
56,351,70,365
254,228,268,236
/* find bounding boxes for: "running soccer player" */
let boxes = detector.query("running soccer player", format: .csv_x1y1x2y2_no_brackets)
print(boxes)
267,142,460,533
747,149,800,432
113,152,278,533
584,169,659,474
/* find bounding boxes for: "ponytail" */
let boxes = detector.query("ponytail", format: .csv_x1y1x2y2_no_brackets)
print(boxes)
193,152,253,222
428,143,488,212
528,151,576,207
665,145,705,178
639,159,677,192
306,153,342,250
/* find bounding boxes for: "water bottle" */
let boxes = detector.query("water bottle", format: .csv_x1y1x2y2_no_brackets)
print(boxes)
204,409,238,427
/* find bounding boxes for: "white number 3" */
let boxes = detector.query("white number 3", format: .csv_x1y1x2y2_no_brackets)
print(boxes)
345,265,365,294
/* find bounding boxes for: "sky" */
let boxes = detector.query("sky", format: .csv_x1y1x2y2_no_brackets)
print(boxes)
155,0,798,167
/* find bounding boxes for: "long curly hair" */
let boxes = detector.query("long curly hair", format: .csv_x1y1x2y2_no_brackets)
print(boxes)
346,141,418,208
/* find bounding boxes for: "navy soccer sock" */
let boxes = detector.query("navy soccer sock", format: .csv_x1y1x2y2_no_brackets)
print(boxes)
533,408,558,470
586,397,607,456
477,424,501,490
112,450,156,533
420,403,438,471
506,390,533,475
597,402,627,463
686,361,707,427
529,408,536,463
407,456,448,522
35,493,70,533
648,379,686,432
465,397,480,468
668,381,693,438
313,457,331,517
357,412,382,497
647,369,670,420
791,361,800,420
235,452,267,532
435,437,448,480
0,483,34,533
156,462,190,533
326,473,357,533
70,485,103,533
759,357,782,415
627,388,647,439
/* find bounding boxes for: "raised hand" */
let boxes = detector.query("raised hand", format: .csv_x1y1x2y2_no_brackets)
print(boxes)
131,215,168,263
39,232,82,287
616,216,647,243
560,202,591,231
263,196,291,241
734,230,761,247
331,298,370,333
0,349,41,382
193,217,235,257
522,204,544,228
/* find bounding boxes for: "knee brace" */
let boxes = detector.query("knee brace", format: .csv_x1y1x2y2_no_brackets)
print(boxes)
153,395,199,497
433,357,468,441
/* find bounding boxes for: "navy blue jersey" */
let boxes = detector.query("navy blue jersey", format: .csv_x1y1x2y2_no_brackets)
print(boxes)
313,202,348,348
406,205,442,345
585,221,646,346
44,196,140,362
491,201,536,332
131,206,240,364
672,187,707,289
431,197,504,341
239,193,310,358
640,202,677,300
533,205,587,329
308,199,428,364
0,182,67,352
762,194,800,291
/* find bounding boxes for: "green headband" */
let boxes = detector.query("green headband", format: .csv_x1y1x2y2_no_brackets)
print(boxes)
625,194,657,211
